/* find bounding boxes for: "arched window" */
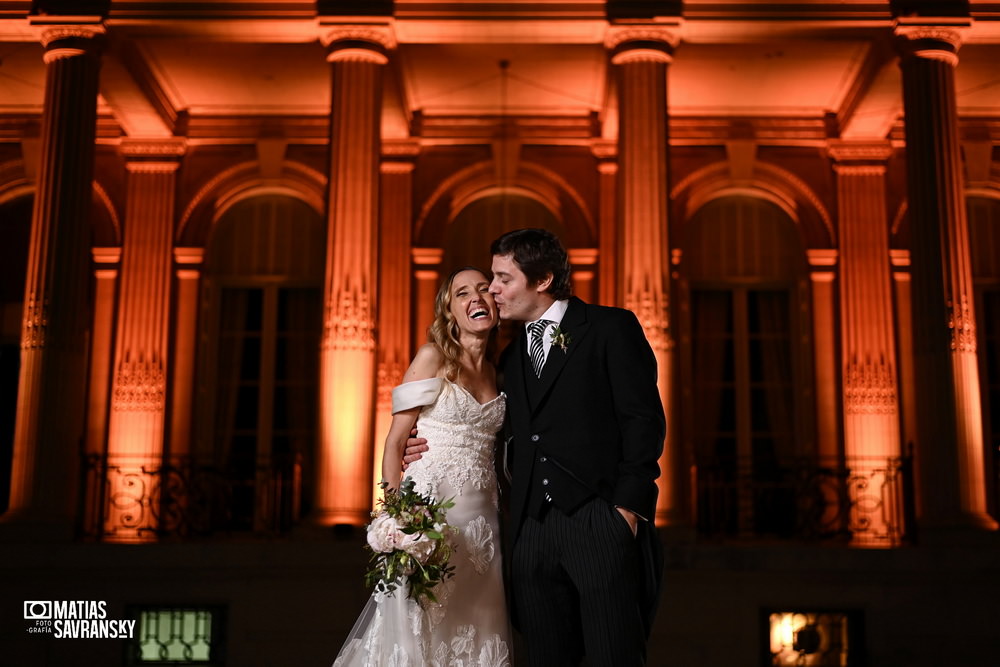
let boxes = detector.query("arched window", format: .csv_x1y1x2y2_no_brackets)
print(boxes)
679,195,814,539
968,195,1000,517
197,194,324,532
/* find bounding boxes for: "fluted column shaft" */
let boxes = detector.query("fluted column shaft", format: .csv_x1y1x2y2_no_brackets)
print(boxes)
831,143,904,545
3,24,104,534
373,151,417,503
610,30,680,526
896,22,996,532
103,143,183,541
315,35,388,525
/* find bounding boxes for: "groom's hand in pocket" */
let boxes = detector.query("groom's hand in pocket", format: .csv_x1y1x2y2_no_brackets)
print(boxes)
616,506,639,537
402,428,428,470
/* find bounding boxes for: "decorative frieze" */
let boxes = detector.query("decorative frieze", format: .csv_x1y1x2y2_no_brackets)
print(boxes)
324,289,376,351
20,294,48,350
112,358,167,412
948,297,977,353
844,360,898,415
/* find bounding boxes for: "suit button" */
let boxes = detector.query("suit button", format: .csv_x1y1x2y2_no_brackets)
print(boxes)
540,456,547,463
531,434,540,442
542,478,549,486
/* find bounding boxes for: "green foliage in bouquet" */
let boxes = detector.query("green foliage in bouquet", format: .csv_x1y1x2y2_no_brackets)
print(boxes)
364,478,457,606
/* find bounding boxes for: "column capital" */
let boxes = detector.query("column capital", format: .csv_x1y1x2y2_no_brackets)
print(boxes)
29,16,105,53
591,140,617,161
320,20,395,63
381,139,421,170
828,141,894,165
894,17,970,65
607,22,681,64
120,139,187,158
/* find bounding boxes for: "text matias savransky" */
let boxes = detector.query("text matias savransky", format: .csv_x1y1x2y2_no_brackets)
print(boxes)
24,601,136,639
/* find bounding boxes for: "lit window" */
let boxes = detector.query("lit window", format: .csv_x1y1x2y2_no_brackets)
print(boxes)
766,610,860,666
127,607,224,665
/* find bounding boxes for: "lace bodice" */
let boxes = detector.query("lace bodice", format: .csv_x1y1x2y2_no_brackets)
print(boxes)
394,378,505,507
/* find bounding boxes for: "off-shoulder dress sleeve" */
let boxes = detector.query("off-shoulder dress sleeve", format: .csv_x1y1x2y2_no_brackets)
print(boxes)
391,377,444,414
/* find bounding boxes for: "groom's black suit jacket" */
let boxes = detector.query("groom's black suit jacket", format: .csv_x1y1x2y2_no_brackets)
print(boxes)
499,296,666,635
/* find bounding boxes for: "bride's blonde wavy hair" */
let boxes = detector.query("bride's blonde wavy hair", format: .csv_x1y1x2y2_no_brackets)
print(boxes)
428,266,495,382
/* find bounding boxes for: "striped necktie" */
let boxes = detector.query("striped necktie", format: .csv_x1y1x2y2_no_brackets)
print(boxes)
528,319,553,378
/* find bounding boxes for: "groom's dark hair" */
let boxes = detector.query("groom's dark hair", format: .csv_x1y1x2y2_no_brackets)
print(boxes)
490,228,572,300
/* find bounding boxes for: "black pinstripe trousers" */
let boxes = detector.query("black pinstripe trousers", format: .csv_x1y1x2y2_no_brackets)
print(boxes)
511,496,646,666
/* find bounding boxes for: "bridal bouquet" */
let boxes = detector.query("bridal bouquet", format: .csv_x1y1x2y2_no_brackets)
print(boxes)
364,478,457,606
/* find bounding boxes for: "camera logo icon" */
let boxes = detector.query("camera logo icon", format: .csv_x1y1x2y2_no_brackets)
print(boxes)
24,601,52,620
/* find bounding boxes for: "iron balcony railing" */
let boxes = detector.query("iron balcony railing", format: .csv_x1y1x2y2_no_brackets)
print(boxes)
694,455,915,547
78,453,303,540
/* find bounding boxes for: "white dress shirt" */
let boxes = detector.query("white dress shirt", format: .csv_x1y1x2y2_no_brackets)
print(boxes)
524,299,569,369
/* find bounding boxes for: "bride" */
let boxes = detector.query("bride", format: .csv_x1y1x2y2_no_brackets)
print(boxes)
333,267,512,667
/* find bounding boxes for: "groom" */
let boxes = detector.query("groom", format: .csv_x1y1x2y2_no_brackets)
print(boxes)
409,228,665,665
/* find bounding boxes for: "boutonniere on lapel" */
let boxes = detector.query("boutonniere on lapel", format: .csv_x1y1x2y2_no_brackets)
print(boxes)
549,325,572,353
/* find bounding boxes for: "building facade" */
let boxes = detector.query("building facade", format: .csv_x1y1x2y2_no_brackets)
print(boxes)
1,1,999,665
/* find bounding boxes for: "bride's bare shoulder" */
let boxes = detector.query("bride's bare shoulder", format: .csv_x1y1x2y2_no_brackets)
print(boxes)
403,343,444,382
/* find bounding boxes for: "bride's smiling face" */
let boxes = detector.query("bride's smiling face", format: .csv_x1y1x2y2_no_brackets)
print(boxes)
448,269,497,337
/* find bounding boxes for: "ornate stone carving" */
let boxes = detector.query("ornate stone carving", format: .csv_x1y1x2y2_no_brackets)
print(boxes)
625,289,672,353
827,142,893,163
376,361,406,407
21,293,48,350
894,21,966,66
36,25,105,49
113,358,166,412
120,140,187,159
321,24,395,63
605,25,682,51
948,297,977,353
844,360,898,415
324,289,375,351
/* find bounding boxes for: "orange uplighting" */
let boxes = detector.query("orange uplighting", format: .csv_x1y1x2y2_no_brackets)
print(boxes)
316,347,376,526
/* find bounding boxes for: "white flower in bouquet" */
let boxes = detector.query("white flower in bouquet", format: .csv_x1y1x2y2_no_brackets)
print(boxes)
366,514,403,553
400,531,436,563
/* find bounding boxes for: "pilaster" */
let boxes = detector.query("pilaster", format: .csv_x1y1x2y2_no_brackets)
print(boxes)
592,141,618,307
103,140,184,542
373,143,418,502
830,141,904,545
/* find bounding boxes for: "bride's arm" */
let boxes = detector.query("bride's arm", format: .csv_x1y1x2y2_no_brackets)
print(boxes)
379,343,443,490
381,409,419,491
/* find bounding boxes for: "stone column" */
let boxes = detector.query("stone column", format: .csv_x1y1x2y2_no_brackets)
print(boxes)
830,142,905,545
103,140,184,542
314,26,392,526
895,19,997,533
2,20,104,536
608,25,682,526
373,143,418,503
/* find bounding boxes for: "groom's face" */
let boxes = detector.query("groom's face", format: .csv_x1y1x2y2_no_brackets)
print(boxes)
489,253,550,322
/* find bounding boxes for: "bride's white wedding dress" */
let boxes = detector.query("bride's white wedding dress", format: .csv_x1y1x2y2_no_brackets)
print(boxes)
334,378,511,667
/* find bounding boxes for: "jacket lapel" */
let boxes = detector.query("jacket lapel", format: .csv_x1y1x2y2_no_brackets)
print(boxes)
504,324,532,421
532,297,590,415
